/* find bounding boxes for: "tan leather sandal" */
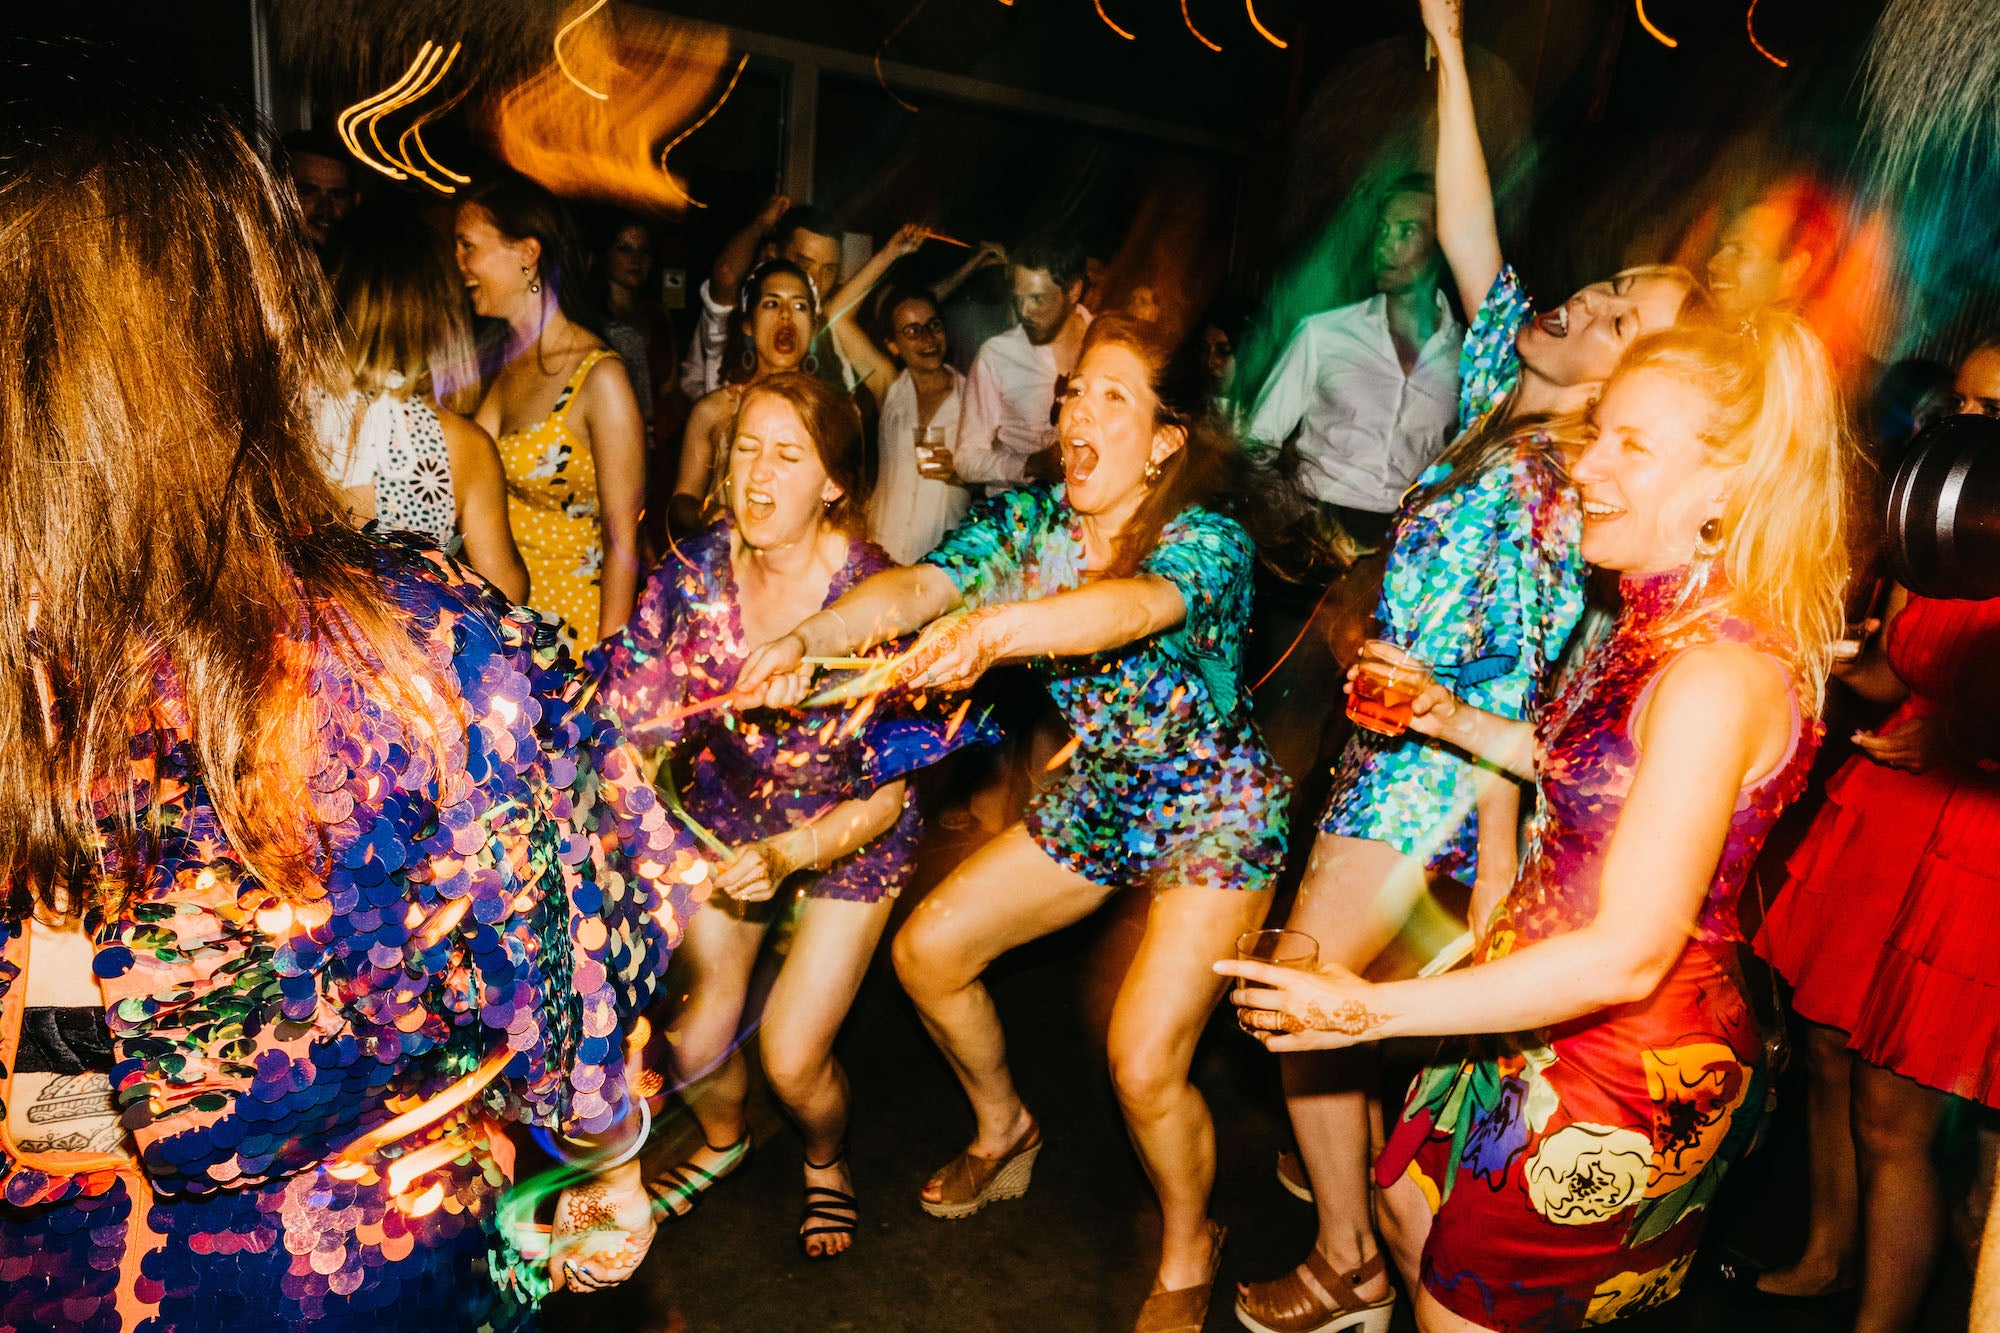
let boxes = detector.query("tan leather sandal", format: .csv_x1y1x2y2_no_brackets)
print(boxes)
1135,1221,1227,1333
919,1118,1042,1219
1234,1248,1395,1333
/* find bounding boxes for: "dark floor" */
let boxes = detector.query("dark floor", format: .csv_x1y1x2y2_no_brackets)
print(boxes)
541,808,1977,1333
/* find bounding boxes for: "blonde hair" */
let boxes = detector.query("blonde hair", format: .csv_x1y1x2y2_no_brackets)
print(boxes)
325,208,480,414
1606,309,1853,712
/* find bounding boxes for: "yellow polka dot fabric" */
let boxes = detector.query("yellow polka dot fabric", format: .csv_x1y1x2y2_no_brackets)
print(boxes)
496,348,617,651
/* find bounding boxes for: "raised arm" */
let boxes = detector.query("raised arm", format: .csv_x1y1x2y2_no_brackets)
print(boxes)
438,404,530,603
824,223,926,406
1421,0,1504,315
712,194,789,308
931,241,1006,304
1227,644,1792,1045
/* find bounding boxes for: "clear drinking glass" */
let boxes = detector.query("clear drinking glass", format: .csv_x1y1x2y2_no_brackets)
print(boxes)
1235,929,1319,971
1346,639,1433,738
918,423,948,475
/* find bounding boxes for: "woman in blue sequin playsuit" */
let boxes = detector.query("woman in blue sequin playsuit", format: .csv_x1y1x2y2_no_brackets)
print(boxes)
738,314,1288,1331
1235,2,1718,1329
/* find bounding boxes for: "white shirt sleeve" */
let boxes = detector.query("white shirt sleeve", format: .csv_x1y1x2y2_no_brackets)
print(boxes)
678,279,734,401
950,346,1029,486
1244,321,1314,458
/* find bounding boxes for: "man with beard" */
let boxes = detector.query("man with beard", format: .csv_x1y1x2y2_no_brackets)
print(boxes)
277,130,357,264
950,231,1091,492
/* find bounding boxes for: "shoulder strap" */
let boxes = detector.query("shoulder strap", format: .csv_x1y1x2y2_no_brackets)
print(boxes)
552,347,617,419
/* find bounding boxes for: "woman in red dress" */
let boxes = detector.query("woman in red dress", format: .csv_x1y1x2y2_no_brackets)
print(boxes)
1752,578,2000,1330
1219,309,1851,1331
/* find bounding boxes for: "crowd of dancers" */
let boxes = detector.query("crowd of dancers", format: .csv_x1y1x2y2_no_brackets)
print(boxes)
3,2,1999,1330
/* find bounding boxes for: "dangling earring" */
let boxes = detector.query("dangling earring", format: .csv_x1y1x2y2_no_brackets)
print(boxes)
1695,515,1724,557
1673,515,1726,617
740,347,756,372
1142,456,1163,484
803,350,821,374
523,265,541,295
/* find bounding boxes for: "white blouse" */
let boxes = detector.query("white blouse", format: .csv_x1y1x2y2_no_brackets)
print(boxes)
869,368,972,564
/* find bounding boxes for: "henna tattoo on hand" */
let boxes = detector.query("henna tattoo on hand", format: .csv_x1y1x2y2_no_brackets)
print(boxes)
1295,998,1389,1037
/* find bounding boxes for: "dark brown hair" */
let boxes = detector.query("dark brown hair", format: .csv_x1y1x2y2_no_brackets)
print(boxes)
0,42,443,920
461,171,602,336
732,372,869,535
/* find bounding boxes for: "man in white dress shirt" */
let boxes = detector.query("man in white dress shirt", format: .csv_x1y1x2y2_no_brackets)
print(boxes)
1246,175,1462,792
1246,174,1463,548
946,231,1092,492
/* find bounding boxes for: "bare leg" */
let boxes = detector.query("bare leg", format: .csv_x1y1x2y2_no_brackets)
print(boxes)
1274,833,1429,1303
1851,1059,1947,1333
1375,1173,1493,1332
661,899,766,1178
756,893,894,1258
1105,883,1271,1292
1758,1022,1859,1294
894,825,1116,1162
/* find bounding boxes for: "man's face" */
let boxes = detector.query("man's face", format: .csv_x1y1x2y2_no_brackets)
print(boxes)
781,228,843,307
1012,266,1079,346
289,151,356,250
1953,346,2000,418
1372,191,1440,296
1706,203,1803,319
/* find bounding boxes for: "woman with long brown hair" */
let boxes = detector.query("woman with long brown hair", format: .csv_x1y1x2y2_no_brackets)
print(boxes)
456,173,647,651
736,314,1288,1331
0,45,695,1326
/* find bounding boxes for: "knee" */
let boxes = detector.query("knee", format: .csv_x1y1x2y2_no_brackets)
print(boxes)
1852,1083,1940,1162
759,1032,830,1105
1109,1041,1189,1122
892,913,966,1001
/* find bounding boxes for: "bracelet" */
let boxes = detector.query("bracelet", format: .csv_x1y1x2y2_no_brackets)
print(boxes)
799,820,820,871
820,606,854,653
595,1096,651,1171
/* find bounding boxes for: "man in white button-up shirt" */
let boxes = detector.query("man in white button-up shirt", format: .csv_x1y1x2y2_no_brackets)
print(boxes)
1247,176,1462,791
946,232,1091,492
1246,176,1463,548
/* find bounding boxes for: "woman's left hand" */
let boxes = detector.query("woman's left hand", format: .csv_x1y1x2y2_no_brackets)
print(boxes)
1853,713,1951,773
549,1159,656,1292
897,608,1009,693
1212,958,1392,1053
715,836,796,903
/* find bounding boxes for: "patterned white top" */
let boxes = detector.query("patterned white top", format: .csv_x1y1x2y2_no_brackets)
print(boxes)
314,383,456,547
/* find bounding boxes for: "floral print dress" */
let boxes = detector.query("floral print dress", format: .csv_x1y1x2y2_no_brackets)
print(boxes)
1319,265,1586,881
497,348,619,651
921,485,1289,893
0,536,701,1330
1374,568,1818,1329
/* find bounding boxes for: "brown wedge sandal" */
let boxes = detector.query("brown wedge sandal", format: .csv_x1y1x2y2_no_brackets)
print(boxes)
918,1118,1042,1220
1134,1221,1226,1333
1234,1248,1396,1333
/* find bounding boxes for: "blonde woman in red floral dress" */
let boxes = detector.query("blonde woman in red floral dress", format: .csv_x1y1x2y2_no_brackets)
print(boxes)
1220,310,1851,1331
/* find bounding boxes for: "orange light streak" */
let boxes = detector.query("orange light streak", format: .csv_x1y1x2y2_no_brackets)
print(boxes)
943,698,971,743
554,0,613,101
1094,0,1136,40
1246,0,1288,48
1044,734,1082,771
366,45,455,181
411,895,472,950
404,1181,447,1217
1745,0,1788,66
338,1046,513,1163
1635,0,1679,47
1182,0,1223,51
918,228,972,248
334,41,466,194
657,53,750,207
336,44,434,181
874,0,932,113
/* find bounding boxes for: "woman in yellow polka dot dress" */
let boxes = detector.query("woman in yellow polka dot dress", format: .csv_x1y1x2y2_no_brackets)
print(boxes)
456,175,646,651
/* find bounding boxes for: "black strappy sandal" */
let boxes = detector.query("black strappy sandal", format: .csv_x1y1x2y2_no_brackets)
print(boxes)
646,1133,751,1218
798,1146,858,1261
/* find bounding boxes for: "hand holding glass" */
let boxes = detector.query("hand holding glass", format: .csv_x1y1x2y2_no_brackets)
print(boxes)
1346,640,1433,737
1233,930,1318,1035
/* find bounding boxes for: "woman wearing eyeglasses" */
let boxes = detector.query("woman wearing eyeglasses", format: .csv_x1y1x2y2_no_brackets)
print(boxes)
826,224,1004,563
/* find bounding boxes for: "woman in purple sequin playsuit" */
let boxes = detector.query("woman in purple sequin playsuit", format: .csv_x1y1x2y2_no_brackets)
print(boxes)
0,55,698,1330
1223,311,1853,1332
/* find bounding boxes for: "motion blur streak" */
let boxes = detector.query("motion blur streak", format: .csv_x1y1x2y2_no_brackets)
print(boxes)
1182,0,1223,52
1094,0,1137,41
491,10,733,210
1635,0,1679,48
1745,0,1789,67
1246,0,1287,48
552,0,611,100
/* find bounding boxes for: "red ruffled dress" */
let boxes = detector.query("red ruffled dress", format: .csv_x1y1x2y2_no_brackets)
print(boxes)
1756,593,2000,1107
1375,569,1818,1329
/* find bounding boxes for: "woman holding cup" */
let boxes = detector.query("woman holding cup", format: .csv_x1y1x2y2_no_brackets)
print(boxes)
1235,0,1715,1326
1222,309,1850,1331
